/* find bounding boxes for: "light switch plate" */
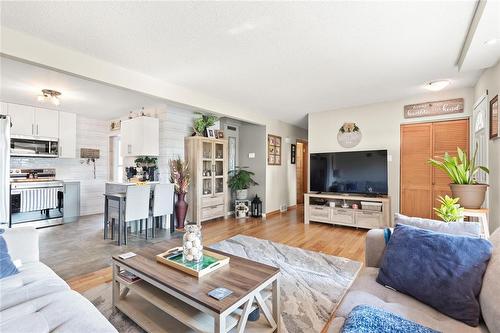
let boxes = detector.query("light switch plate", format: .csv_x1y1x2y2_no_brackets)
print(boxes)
249,153,256,158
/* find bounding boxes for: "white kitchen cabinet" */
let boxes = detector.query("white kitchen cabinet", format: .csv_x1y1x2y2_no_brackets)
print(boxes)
35,108,59,138
58,111,77,158
7,103,35,136
120,116,159,157
1,102,8,115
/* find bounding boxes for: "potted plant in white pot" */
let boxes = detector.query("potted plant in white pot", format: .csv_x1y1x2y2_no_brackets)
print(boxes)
228,167,258,200
429,144,489,209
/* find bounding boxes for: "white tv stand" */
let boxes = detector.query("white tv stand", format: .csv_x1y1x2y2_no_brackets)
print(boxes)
304,192,391,229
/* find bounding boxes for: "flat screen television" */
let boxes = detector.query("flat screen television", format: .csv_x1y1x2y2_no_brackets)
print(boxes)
310,150,388,195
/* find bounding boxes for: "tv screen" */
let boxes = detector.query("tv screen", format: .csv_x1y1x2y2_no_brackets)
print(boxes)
310,150,388,195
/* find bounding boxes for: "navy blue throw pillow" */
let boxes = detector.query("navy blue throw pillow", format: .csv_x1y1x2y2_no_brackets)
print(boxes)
0,229,19,279
377,224,492,326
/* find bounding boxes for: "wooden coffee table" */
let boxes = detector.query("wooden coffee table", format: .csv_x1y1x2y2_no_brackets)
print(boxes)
112,240,280,333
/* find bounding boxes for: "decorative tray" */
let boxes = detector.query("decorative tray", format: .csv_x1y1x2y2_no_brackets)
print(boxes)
156,247,230,278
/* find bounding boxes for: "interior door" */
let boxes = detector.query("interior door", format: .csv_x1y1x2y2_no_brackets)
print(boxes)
400,123,433,218
472,95,489,192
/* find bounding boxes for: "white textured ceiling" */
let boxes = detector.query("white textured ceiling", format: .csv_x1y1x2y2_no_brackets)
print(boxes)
0,1,485,128
0,56,163,119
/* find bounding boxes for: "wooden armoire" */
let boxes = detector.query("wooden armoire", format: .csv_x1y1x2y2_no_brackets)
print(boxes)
400,119,469,219
185,136,229,224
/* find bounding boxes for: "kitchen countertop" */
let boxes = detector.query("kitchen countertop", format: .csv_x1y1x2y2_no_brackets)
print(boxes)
106,181,160,186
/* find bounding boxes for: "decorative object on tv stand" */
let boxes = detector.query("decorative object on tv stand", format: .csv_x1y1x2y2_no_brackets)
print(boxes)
235,202,249,218
192,113,218,137
428,143,489,209
251,195,263,217
228,166,259,200
169,157,191,229
433,195,464,222
490,95,498,139
337,123,362,148
183,223,203,262
290,144,296,164
134,156,158,181
267,134,282,165
80,148,100,179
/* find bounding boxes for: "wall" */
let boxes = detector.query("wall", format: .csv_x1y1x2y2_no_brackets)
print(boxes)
308,87,475,221
474,61,500,232
238,123,267,210
10,115,109,216
266,120,308,213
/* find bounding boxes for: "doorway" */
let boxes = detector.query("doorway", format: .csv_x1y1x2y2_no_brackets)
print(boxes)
296,139,308,205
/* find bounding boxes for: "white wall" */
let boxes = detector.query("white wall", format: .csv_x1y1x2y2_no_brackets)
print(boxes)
474,61,500,232
309,87,475,221
10,115,109,216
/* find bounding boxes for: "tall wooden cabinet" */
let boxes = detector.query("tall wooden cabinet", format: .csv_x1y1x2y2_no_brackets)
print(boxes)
185,136,228,224
400,119,469,219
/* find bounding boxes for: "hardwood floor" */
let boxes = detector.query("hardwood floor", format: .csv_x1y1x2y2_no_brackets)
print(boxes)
54,205,367,293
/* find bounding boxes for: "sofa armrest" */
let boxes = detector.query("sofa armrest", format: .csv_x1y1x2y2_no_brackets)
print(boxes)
3,226,39,264
365,229,387,268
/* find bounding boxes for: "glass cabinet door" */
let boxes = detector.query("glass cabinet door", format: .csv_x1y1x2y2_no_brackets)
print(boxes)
202,141,213,160
215,143,224,160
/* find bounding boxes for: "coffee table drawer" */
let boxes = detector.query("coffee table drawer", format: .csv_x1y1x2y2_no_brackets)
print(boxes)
201,204,224,220
201,195,224,208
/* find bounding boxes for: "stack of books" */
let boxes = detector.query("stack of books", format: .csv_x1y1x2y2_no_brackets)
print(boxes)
118,270,141,283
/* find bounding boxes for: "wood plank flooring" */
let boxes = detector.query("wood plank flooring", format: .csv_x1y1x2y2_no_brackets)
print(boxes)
47,205,367,293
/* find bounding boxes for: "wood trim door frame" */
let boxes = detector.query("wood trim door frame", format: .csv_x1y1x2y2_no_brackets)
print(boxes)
296,139,308,205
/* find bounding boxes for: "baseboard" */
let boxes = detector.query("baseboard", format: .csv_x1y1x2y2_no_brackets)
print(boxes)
288,205,297,210
265,210,281,218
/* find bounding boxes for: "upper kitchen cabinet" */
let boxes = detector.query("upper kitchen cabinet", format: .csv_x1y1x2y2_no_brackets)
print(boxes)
120,116,159,157
7,103,35,136
58,111,77,158
35,108,59,138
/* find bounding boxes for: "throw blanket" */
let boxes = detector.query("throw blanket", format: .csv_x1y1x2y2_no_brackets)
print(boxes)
20,188,59,212
342,305,440,333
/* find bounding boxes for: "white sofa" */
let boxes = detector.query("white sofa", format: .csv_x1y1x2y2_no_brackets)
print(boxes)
0,227,117,333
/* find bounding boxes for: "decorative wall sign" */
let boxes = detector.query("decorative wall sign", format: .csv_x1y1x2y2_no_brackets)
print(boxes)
268,134,282,165
290,144,296,164
490,95,499,139
337,123,362,148
404,98,464,119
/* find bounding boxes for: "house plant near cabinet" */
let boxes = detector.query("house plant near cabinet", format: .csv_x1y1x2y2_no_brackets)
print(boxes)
169,158,191,229
228,167,258,200
193,114,218,137
429,144,489,209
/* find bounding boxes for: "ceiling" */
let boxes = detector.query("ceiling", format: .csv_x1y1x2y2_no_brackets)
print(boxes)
0,1,496,128
0,56,163,119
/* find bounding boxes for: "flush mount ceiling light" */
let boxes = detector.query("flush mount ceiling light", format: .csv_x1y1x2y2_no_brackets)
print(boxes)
37,89,61,106
484,38,500,46
424,80,451,91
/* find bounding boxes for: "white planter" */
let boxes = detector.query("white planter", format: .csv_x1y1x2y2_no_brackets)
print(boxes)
236,189,248,200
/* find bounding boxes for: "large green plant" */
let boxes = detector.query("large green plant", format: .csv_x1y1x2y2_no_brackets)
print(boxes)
428,144,489,184
433,195,464,222
228,167,258,191
193,114,218,136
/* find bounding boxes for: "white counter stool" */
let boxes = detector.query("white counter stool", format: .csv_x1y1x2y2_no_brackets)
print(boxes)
150,183,175,238
123,184,151,244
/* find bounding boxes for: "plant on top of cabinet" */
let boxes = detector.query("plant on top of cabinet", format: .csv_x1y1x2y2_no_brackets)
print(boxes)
169,158,191,229
193,114,218,137
228,166,258,200
428,143,489,209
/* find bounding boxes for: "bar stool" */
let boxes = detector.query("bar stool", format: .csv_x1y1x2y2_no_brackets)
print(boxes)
123,185,151,244
150,183,175,238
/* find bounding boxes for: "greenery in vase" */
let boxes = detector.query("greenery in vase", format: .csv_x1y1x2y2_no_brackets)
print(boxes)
193,114,218,136
134,156,158,168
433,195,464,222
228,167,258,191
169,158,190,194
428,144,489,184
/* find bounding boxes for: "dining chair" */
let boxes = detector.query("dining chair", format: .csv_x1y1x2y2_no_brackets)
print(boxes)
150,183,175,238
123,184,151,244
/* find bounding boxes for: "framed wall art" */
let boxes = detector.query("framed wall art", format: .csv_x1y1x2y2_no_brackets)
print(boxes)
268,134,282,165
490,95,498,139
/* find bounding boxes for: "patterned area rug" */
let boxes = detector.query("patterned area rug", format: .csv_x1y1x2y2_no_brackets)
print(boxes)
83,235,361,333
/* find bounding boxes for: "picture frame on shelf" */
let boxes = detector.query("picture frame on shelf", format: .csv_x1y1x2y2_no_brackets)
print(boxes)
490,95,498,139
215,130,224,139
207,129,216,138
268,134,282,165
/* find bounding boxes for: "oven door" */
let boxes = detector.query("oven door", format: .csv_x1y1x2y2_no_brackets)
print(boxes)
11,138,59,158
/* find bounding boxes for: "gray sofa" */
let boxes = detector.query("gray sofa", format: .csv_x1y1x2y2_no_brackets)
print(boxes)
0,227,117,333
329,227,500,333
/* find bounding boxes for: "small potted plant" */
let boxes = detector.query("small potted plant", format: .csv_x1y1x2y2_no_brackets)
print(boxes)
429,144,489,209
169,158,191,229
193,114,218,137
433,195,464,222
228,167,258,200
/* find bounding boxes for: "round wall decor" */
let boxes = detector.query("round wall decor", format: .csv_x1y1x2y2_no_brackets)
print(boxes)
337,122,362,148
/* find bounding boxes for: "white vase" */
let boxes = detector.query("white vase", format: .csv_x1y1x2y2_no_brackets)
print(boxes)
236,189,248,200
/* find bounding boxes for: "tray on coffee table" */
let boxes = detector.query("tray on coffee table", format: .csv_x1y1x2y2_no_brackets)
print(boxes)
156,247,229,278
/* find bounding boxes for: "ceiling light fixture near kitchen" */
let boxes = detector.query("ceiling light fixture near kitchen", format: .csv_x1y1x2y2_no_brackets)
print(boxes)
37,89,61,106
424,80,451,91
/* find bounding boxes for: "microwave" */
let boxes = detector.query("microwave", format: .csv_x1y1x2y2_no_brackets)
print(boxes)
11,138,59,158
